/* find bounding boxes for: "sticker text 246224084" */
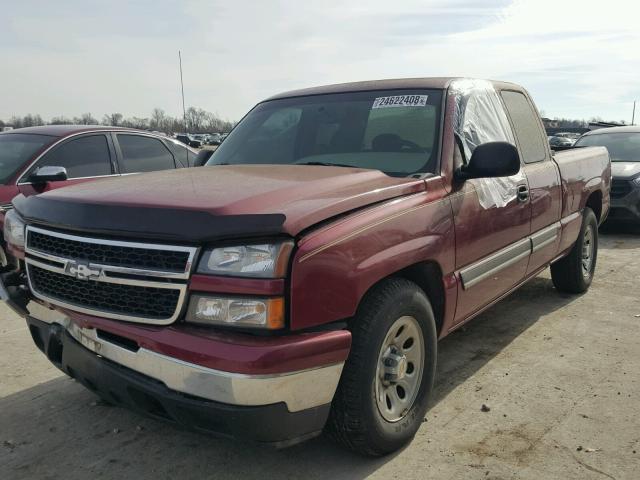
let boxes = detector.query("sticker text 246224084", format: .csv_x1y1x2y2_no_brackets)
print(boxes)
372,95,429,109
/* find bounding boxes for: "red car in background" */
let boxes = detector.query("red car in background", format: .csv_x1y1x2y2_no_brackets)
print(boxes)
0,125,197,263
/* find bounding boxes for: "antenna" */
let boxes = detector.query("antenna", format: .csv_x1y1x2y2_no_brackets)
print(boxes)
179,51,187,132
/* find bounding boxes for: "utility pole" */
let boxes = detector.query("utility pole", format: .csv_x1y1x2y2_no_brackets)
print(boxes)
179,51,187,132
633,100,636,126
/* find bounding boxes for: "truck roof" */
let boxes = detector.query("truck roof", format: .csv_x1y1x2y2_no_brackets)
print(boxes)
266,77,522,101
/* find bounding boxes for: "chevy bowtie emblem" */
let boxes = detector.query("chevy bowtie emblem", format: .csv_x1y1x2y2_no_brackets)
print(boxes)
65,261,102,281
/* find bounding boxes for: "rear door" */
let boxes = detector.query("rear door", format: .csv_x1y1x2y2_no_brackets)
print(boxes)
17,133,117,196
449,81,532,323
114,134,178,174
500,89,562,275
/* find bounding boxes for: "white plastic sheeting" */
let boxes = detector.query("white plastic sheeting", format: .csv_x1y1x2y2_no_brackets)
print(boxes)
451,79,524,209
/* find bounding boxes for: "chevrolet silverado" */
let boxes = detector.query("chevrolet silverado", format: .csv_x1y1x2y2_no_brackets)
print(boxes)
1,78,610,456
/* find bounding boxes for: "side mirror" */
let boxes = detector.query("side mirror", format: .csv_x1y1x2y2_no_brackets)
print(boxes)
193,150,214,167
29,166,68,184
455,142,520,181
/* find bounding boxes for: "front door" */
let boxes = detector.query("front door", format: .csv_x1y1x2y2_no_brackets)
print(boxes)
17,133,117,197
451,172,531,323
447,80,532,324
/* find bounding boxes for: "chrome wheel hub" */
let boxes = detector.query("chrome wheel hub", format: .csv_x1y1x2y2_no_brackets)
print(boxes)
582,226,594,278
382,349,408,383
375,316,424,423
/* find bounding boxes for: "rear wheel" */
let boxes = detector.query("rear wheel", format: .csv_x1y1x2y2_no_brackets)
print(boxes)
551,207,598,293
327,278,437,456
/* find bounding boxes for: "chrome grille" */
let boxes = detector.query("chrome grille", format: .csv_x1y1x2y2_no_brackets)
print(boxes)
25,226,198,324
28,230,191,272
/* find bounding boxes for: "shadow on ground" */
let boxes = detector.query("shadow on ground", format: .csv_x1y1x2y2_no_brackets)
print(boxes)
0,276,581,480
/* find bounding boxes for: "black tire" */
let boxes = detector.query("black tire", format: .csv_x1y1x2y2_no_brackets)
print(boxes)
326,278,437,456
551,207,598,293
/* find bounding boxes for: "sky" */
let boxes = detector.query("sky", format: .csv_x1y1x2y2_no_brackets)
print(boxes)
1,0,639,123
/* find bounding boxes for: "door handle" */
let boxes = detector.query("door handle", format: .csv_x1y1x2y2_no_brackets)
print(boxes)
517,184,529,202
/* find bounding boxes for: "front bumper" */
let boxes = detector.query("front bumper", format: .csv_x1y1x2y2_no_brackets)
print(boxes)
2,267,351,446
608,184,640,222
26,316,331,446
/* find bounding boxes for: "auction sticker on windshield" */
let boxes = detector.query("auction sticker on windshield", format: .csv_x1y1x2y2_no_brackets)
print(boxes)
372,95,429,109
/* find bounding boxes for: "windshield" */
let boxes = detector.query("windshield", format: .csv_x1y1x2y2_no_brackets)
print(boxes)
0,133,56,184
207,89,443,176
574,132,640,162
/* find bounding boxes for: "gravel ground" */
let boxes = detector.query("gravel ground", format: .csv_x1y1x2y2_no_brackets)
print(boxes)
1,226,639,480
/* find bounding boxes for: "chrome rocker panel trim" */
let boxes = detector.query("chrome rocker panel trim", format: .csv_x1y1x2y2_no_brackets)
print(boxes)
460,222,561,290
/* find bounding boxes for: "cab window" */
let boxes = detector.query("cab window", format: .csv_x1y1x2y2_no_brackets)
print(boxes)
501,90,548,164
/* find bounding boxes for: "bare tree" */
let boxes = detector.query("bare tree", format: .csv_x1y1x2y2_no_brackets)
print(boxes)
150,108,168,132
102,113,123,126
185,107,209,132
122,117,150,130
50,116,73,125
20,114,45,127
8,116,23,128
73,113,98,125
2,108,235,133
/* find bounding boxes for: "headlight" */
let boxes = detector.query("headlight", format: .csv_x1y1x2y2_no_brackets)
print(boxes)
632,176,640,186
3,209,25,248
197,241,293,278
186,294,284,329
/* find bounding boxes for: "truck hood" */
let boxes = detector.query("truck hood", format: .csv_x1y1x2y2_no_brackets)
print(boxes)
13,165,425,242
611,162,640,180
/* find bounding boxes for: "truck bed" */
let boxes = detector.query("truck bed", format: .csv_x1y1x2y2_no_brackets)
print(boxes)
553,146,611,220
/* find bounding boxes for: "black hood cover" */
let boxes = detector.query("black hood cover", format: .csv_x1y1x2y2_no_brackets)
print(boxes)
13,194,286,244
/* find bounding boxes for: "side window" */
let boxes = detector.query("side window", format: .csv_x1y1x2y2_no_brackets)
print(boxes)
166,140,189,167
500,91,548,163
117,135,176,173
452,81,516,162
187,149,197,167
35,135,112,179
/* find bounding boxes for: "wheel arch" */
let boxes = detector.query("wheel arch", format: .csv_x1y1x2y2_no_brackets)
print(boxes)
356,261,446,337
585,189,603,222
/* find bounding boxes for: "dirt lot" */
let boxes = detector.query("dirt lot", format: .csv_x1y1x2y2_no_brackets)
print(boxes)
1,226,639,480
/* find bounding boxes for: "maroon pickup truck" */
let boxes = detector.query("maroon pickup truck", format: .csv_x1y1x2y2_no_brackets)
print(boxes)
1,78,610,456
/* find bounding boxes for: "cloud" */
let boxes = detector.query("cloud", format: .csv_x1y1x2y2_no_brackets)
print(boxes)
1,0,638,123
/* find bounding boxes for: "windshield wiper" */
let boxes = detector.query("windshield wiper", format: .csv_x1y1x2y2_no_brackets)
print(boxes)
297,161,357,168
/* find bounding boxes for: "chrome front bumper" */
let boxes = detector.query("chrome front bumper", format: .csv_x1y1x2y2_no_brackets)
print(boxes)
28,303,344,413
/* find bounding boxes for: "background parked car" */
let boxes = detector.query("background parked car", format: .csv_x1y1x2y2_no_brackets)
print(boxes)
175,134,201,148
574,126,640,224
0,125,197,264
191,134,208,145
206,133,222,145
548,135,575,149
554,132,581,141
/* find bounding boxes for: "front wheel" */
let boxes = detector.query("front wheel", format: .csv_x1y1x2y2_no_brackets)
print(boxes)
326,278,437,456
551,207,598,293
